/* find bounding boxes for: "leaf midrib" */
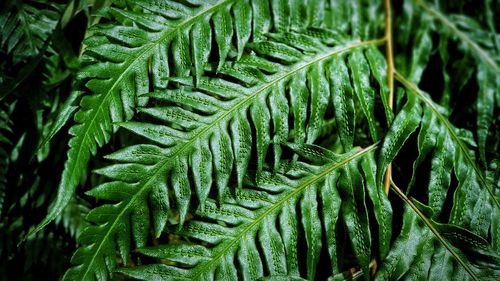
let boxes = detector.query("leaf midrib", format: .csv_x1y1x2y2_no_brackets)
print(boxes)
191,144,378,279
81,38,384,279
390,181,479,281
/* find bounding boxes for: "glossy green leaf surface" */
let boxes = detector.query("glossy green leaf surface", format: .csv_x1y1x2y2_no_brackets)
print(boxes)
1,0,499,280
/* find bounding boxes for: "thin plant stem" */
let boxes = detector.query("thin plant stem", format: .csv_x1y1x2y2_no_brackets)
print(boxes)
383,0,395,195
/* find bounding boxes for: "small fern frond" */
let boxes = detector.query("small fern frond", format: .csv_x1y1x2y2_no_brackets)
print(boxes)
414,0,499,75
419,0,499,167
0,103,13,219
398,0,500,166
379,72,499,240
0,0,63,64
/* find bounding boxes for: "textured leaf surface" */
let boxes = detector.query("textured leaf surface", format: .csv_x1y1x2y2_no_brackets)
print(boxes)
34,0,343,241
117,144,390,280
376,201,500,281
64,30,389,279
396,73,499,233
2,0,499,280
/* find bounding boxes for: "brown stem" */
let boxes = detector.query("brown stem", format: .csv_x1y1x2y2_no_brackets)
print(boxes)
383,0,395,195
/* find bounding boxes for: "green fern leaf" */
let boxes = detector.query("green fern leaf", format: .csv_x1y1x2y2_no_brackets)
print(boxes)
376,193,500,281
0,103,13,219
402,0,500,166
54,196,90,239
31,0,346,241
395,73,499,236
63,30,391,280
0,0,63,64
4,0,497,280
117,144,386,280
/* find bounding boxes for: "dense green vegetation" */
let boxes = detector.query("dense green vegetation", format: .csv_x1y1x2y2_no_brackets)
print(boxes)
0,0,499,280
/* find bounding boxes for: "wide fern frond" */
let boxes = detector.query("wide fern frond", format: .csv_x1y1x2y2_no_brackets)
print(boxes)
63,30,390,280
33,0,343,239
117,144,390,281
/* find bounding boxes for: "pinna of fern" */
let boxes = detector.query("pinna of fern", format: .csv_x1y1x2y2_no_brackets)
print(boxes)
117,143,386,281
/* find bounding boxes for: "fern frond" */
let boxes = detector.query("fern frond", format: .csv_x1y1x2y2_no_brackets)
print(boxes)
414,0,499,75
0,103,13,218
376,186,500,280
117,144,390,280
0,0,62,64
379,72,499,239
63,30,390,280
422,0,499,167
34,0,346,239
398,0,500,165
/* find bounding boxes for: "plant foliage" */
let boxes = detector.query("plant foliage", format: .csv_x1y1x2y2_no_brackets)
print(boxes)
0,0,499,280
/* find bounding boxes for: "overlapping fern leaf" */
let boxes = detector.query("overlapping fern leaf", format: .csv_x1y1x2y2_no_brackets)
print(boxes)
7,0,497,280
34,0,357,239
64,27,392,279
381,0,500,233
372,0,500,279
117,144,388,280
396,0,500,165
376,200,500,281
386,76,497,234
